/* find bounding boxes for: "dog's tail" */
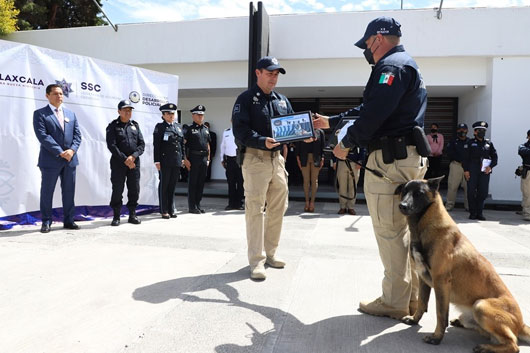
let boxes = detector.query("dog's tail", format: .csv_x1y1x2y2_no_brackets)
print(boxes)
519,324,530,343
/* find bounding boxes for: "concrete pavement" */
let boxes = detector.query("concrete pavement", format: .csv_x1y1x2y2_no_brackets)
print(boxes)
1,197,529,353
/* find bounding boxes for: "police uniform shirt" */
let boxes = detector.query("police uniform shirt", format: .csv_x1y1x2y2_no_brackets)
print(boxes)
463,138,498,172
519,139,530,165
446,137,470,163
106,118,145,163
153,120,185,167
220,128,238,158
332,45,427,148
185,122,210,152
232,84,294,151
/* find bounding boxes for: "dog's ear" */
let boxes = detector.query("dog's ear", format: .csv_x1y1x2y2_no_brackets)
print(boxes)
394,183,405,196
427,175,445,192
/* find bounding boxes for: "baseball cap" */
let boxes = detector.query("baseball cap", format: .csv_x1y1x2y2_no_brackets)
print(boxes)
256,56,286,74
355,17,402,49
118,99,134,110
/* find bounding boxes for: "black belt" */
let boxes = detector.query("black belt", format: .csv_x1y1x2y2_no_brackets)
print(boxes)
367,133,415,154
190,150,208,156
226,156,237,159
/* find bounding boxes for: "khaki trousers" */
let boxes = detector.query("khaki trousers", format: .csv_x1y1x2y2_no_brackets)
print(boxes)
336,160,360,209
521,174,530,220
300,153,320,203
364,146,427,311
242,148,289,269
446,161,468,209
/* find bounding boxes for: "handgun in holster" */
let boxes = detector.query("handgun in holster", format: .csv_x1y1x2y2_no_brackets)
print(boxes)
236,143,246,167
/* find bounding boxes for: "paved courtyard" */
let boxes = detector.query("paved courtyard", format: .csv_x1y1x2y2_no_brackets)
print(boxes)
1,197,529,353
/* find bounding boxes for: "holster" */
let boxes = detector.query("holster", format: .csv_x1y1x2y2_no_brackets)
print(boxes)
412,125,431,157
236,144,246,167
523,166,529,179
380,136,395,164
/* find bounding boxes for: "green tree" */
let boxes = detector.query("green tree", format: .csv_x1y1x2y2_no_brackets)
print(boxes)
15,0,106,30
0,0,19,35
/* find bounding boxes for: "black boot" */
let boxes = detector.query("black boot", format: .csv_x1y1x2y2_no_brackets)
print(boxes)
111,208,120,226
128,210,141,224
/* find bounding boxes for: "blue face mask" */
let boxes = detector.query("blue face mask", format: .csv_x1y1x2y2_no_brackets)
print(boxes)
363,38,379,66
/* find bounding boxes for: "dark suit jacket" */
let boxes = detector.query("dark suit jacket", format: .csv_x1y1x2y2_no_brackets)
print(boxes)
33,105,82,168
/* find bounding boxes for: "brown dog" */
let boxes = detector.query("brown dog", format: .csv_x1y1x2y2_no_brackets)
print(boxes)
395,176,530,353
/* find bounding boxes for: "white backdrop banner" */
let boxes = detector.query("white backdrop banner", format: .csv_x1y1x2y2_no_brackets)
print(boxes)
0,39,179,221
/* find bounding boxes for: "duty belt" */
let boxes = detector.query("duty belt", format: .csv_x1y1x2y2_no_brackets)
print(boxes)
190,150,208,156
245,147,279,159
367,133,415,154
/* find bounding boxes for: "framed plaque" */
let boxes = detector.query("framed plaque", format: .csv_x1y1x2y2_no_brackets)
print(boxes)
270,111,315,143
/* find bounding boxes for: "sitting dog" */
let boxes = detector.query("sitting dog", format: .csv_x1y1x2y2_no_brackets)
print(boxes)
395,176,530,353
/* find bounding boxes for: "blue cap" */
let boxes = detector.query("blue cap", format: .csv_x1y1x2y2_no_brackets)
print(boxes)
472,121,488,129
190,105,206,115
256,56,286,74
457,123,468,130
118,99,134,110
355,17,402,49
160,103,177,113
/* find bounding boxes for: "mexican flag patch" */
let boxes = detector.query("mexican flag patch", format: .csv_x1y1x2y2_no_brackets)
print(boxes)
379,72,395,86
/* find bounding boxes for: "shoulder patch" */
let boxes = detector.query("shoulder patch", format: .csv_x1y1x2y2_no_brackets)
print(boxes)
379,72,395,86
233,104,240,114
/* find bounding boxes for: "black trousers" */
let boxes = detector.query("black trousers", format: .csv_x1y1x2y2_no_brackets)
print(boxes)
110,162,140,211
158,165,180,215
467,169,490,216
188,154,208,210
426,156,442,178
225,157,244,207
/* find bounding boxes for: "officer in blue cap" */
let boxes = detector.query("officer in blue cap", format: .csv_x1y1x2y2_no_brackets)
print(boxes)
445,123,470,211
184,105,211,214
519,129,530,221
313,16,428,320
153,103,185,219
106,99,145,226
463,121,498,220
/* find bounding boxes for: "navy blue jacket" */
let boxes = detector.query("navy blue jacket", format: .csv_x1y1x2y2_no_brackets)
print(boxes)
153,120,185,167
331,45,427,148
463,138,498,173
519,139,530,165
445,137,470,163
232,84,294,151
106,117,145,166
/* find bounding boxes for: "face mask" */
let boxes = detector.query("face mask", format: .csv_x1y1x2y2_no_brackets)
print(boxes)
476,130,486,139
431,129,438,133
457,131,467,137
363,38,378,66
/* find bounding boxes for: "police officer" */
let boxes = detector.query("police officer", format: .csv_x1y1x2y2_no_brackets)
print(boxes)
463,121,498,220
184,105,210,214
232,56,292,280
106,99,145,226
445,123,470,211
518,129,530,221
314,17,428,319
153,103,185,219
204,121,217,181
220,121,244,210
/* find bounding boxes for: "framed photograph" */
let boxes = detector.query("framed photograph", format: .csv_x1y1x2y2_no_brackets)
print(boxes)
325,117,357,152
270,111,315,143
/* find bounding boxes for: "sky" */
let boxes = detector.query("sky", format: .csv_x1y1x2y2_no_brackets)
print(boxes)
100,0,530,24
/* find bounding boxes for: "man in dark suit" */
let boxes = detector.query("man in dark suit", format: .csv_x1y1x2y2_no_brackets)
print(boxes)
33,83,82,233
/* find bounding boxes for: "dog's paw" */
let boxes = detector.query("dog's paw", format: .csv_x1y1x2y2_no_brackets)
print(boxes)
472,344,494,353
423,335,442,345
401,315,418,325
450,318,464,327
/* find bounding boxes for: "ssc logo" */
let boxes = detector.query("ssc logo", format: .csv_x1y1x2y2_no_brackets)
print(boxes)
129,91,141,103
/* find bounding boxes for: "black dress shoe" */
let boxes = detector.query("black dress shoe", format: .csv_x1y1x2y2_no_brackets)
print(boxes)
199,208,206,213
111,218,120,226
189,209,201,214
40,223,51,233
64,222,80,230
469,214,477,220
476,214,486,221
225,205,234,210
161,214,170,219
238,205,245,210
169,214,177,218
128,216,141,224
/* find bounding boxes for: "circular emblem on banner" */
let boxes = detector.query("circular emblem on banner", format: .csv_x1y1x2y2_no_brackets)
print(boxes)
273,119,282,126
129,91,141,103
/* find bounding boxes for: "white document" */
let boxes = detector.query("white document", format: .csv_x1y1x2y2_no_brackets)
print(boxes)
481,158,492,172
337,120,355,145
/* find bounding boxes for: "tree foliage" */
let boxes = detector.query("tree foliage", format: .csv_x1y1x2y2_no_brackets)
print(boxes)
15,0,106,30
0,0,19,35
